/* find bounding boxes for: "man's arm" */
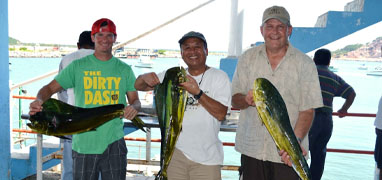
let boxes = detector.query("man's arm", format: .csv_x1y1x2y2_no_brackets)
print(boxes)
198,94,228,121
134,72,160,91
29,80,63,115
123,91,141,120
294,108,314,141
232,90,256,110
280,108,314,166
338,92,356,118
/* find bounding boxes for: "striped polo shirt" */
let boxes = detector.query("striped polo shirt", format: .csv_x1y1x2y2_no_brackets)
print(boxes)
316,65,355,113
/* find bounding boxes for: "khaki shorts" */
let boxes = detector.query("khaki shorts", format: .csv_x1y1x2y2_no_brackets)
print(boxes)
167,148,221,180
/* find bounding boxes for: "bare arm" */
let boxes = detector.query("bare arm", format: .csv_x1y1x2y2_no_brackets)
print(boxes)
198,94,228,121
337,92,356,118
123,91,141,120
134,72,160,91
29,80,63,115
232,90,256,109
280,108,314,166
181,75,228,121
294,108,314,141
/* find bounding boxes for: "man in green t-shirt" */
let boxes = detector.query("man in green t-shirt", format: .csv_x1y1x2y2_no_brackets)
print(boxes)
29,18,141,179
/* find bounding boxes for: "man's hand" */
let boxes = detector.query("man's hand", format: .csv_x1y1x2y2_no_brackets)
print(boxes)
279,143,307,167
337,108,348,118
180,75,200,95
123,105,138,120
141,72,161,90
245,89,256,107
29,99,44,116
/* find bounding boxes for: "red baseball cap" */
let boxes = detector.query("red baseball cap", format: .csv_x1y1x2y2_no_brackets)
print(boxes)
91,18,117,36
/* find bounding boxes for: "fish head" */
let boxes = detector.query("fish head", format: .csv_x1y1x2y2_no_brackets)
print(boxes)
28,111,54,134
253,78,275,124
253,78,268,107
177,66,188,84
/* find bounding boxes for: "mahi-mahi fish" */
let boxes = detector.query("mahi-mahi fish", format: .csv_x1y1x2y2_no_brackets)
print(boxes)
253,78,311,180
154,66,188,180
27,98,146,136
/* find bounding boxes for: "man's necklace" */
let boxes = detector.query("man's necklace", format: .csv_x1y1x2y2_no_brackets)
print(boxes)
198,65,208,86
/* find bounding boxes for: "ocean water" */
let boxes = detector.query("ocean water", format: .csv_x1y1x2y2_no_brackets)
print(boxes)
9,57,382,180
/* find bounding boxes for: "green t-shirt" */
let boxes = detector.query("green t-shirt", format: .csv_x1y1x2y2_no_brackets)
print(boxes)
55,54,136,154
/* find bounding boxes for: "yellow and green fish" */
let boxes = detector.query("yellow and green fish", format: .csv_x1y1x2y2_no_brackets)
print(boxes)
27,98,146,136
154,66,188,180
253,78,311,180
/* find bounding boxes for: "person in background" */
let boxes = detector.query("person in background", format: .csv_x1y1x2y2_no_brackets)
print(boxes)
134,31,231,180
231,6,323,180
29,18,140,179
374,95,382,180
308,48,356,180
57,30,94,180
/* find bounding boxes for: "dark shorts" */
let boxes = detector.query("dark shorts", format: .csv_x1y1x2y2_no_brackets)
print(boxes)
240,154,299,180
375,128,382,168
72,138,127,180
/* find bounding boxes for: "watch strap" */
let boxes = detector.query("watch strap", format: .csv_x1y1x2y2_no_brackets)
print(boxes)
194,90,203,100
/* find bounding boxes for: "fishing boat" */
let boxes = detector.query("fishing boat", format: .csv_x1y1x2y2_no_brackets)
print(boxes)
367,66,382,76
135,55,154,68
358,63,368,70
329,65,338,72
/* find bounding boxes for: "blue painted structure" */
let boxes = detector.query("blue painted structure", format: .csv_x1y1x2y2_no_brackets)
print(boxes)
221,0,382,80
291,0,382,53
0,0,11,179
11,146,61,180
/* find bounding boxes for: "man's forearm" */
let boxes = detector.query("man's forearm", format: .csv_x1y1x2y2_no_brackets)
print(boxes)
198,94,228,121
232,93,249,109
294,109,314,140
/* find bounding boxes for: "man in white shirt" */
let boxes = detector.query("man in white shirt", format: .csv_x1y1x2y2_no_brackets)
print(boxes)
57,30,94,180
135,31,231,180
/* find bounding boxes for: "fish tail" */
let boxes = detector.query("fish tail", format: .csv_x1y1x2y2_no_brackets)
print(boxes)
131,116,146,132
155,170,167,180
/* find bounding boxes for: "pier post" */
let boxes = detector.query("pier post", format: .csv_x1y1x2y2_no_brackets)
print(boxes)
0,0,11,179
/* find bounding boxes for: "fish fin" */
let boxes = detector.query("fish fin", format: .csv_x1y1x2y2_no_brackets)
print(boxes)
131,116,146,133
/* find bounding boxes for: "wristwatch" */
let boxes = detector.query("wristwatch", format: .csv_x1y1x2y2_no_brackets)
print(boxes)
194,90,203,100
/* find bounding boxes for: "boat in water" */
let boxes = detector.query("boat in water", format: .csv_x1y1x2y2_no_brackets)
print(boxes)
329,65,338,72
367,66,382,76
358,63,368,70
135,55,154,68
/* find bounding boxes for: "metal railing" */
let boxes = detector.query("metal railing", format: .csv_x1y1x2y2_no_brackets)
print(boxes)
11,95,377,177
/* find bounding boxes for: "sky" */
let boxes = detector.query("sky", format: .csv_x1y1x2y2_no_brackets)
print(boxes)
8,0,382,53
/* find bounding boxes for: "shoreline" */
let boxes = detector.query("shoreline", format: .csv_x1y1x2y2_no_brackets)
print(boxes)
333,57,382,62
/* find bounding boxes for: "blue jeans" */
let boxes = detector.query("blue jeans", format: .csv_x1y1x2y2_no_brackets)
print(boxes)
308,111,333,180
61,137,73,180
375,128,382,169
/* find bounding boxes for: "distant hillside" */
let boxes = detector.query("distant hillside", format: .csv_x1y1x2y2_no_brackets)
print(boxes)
9,37,76,48
9,37,21,45
332,37,382,59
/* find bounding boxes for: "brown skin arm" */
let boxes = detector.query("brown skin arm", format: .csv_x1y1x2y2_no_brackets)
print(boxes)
134,72,160,91
29,80,63,115
337,92,356,118
197,94,228,121
180,75,228,121
232,90,256,110
279,109,314,166
123,91,141,120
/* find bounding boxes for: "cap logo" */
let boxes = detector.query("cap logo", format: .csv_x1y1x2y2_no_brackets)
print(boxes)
99,26,112,33
268,8,281,15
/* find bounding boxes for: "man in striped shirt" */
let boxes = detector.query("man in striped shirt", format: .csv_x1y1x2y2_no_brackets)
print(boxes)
308,48,356,180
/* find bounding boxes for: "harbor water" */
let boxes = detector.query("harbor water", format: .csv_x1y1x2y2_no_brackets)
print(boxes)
9,57,382,180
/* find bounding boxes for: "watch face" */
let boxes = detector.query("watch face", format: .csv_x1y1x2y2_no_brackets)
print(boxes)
187,96,197,105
